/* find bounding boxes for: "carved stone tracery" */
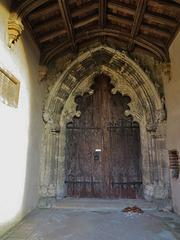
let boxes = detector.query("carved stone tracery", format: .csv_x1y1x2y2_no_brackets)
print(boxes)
40,46,170,201
61,76,95,125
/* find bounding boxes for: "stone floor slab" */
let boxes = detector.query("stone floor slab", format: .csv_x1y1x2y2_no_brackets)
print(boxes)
2,199,180,240
4,228,33,240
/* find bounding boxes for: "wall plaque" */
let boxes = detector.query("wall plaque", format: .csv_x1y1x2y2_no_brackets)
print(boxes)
0,67,20,108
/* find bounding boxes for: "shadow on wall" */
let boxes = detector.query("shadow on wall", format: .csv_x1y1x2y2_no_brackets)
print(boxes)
0,0,44,236
20,32,44,218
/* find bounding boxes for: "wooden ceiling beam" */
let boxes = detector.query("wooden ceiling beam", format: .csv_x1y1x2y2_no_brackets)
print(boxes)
148,0,180,12
131,0,147,37
140,24,171,38
13,0,34,14
50,48,72,61
15,0,50,18
107,24,131,35
74,15,99,29
27,3,59,21
106,37,128,48
77,29,168,61
71,1,98,18
172,0,180,4
108,1,136,15
68,0,79,4
58,0,77,54
42,40,72,64
144,12,177,27
78,37,101,50
75,29,168,61
99,0,107,29
34,17,63,32
167,16,180,47
74,28,127,45
135,36,169,61
104,28,131,39
133,46,159,59
107,14,132,26
138,34,166,48
74,28,131,44
41,37,68,51
39,29,67,43
41,26,169,64
128,0,147,52
75,26,131,40
99,0,107,44
23,17,42,50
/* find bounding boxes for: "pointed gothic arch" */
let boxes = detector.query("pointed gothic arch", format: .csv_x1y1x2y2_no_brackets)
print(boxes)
40,46,170,201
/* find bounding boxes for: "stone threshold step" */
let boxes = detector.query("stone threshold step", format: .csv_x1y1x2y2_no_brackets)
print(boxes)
51,198,163,211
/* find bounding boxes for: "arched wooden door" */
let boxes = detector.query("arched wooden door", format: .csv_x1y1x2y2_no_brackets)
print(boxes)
65,75,142,199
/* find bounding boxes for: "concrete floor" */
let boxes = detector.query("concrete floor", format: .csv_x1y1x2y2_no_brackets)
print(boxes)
2,199,180,240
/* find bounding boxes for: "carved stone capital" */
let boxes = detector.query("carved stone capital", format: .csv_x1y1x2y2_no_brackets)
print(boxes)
51,123,60,134
146,123,157,132
38,65,48,84
8,14,24,48
39,185,48,197
43,111,60,125
39,184,56,197
160,62,172,81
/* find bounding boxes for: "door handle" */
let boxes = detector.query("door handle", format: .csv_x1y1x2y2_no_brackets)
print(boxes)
94,153,99,160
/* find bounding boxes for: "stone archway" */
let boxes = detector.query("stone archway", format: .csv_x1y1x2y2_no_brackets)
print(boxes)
40,46,170,201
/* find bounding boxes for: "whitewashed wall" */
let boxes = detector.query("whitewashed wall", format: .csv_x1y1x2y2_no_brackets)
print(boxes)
164,31,180,215
0,0,45,236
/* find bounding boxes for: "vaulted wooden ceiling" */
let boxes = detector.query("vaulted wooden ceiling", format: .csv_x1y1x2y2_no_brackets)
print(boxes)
11,0,180,65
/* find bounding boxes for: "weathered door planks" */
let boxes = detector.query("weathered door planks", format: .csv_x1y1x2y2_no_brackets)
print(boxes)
65,74,142,198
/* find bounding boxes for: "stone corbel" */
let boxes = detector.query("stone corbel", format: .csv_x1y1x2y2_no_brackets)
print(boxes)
8,13,24,48
160,62,172,81
38,65,48,84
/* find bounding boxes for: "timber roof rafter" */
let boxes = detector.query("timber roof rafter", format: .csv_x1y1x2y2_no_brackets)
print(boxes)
10,0,180,64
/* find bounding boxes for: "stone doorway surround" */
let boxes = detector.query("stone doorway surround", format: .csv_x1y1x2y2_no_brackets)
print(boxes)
39,46,170,203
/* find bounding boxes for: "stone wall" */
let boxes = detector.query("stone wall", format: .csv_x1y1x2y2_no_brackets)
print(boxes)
0,0,45,236
164,31,180,215
40,45,170,204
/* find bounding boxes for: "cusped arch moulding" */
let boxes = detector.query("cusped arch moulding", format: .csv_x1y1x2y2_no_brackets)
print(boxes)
44,46,165,130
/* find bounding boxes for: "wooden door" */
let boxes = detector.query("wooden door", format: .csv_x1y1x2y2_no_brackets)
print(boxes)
65,75,142,199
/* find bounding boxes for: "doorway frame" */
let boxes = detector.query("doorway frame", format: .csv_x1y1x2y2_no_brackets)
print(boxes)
64,74,143,199
40,46,170,201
